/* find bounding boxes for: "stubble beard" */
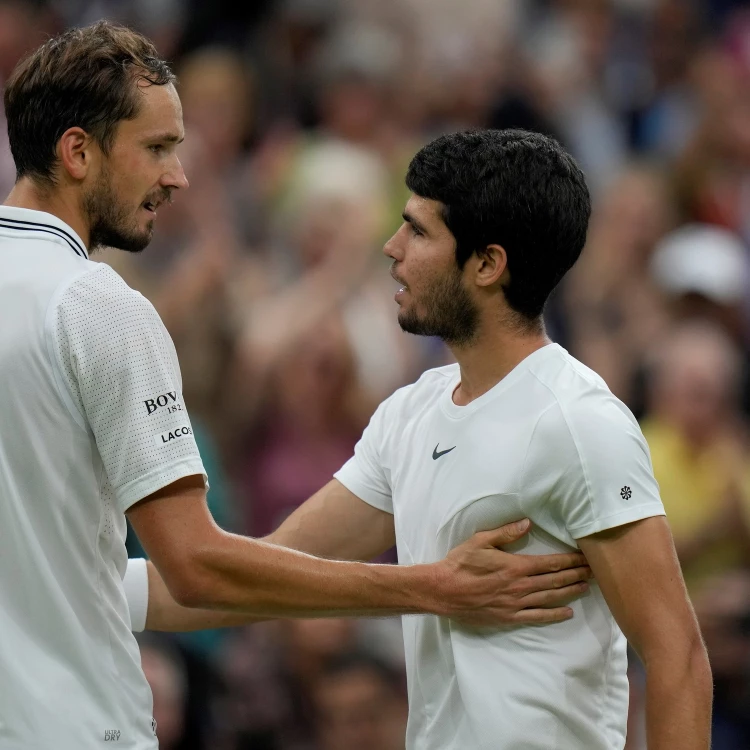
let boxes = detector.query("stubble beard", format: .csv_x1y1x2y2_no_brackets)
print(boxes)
397,268,480,347
83,165,153,254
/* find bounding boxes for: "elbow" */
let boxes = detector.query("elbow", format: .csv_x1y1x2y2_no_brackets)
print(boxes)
688,636,713,687
169,576,212,609
161,548,226,610
643,630,712,687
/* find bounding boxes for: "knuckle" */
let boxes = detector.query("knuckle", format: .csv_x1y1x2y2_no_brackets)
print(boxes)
506,581,525,598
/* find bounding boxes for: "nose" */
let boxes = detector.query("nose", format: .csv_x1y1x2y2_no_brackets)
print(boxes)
382,230,402,261
162,155,189,191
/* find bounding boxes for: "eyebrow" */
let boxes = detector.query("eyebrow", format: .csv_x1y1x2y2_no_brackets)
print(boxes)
402,211,428,235
146,133,185,144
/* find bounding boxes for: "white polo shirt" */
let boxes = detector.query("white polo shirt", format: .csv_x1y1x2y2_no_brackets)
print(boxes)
0,206,206,749
335,344,665,750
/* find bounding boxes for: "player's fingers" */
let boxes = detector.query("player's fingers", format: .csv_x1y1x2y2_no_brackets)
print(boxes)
518,551,588,576
475,519,531,547
511,606,575,625
523,566,592,593
519,581,590,609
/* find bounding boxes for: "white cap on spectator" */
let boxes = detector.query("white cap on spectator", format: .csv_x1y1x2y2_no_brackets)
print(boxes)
650,223,749,304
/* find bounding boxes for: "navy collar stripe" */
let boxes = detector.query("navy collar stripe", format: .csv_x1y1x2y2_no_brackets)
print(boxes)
0,218,87,259
0,215,87,256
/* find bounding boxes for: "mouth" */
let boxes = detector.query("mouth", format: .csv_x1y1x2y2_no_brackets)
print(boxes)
391,277,408,304
142,190,172,216
390,266,408,295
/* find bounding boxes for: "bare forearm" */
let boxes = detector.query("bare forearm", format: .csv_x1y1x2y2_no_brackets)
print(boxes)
173,531,440,618
144,560,266,631
644,647,713,749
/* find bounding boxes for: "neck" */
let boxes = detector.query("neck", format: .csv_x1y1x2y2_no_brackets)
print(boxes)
448,316,551,406
4,178,91,248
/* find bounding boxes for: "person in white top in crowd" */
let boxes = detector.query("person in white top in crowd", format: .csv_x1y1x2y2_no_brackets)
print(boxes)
0,22,594,750
133,129,712,750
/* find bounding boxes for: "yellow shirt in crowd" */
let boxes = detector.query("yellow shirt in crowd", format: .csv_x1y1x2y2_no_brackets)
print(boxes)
641,419,750,597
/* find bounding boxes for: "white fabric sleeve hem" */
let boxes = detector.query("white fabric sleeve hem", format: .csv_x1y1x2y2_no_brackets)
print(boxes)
570,505,666,540
117,458,208,513
124,558,149,633
334,464,394,515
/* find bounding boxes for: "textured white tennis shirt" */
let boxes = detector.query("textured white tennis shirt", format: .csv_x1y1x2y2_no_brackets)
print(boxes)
0,206,206,749
335,344,665,750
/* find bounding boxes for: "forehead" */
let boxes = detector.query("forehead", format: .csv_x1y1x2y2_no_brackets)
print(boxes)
118,81,184,140
404,194,445,226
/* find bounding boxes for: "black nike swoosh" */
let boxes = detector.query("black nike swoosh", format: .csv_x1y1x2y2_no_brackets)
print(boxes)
432,444,456,460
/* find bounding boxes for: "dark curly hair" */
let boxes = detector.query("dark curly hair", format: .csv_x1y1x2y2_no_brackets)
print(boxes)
405,129,591,320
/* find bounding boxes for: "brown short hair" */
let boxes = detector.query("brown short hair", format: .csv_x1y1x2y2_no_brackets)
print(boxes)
4,20,175,185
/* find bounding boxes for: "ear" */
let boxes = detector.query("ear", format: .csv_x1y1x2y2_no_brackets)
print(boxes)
473,243,509,288
56,127,96,181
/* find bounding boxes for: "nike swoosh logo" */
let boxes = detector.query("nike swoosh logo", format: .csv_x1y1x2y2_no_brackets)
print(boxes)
432,444,456,460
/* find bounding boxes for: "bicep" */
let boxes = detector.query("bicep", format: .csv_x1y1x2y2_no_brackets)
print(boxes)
577,516,701,663
267,479,395,561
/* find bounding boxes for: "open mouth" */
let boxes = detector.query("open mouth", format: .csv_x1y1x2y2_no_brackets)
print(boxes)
390,267,408,293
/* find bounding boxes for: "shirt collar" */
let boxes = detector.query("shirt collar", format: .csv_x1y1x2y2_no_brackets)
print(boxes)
0,205,88,259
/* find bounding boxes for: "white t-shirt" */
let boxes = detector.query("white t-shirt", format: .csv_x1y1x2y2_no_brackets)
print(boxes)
335,343,665,750
0,206,206,750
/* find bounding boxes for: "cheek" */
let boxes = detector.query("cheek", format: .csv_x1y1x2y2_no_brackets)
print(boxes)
110,151,154,201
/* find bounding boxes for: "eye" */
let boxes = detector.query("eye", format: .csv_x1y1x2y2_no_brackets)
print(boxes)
409,223,423,237
148,144,164,154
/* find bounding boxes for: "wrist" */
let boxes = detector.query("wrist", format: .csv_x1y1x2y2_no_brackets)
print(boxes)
407,562,450,617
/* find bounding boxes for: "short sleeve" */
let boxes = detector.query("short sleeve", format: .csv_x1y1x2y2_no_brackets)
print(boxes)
48,265,207,512
524,397,665,540
334,399,393,514
123,558,148,633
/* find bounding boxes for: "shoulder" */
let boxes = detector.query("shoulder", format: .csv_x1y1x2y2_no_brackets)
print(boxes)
57,262,152,312
52,263,172,362
380,363,457,413
53,262,164,337
529,351,645,456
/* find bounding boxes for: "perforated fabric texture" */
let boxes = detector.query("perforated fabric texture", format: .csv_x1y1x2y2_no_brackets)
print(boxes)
51,264,206,511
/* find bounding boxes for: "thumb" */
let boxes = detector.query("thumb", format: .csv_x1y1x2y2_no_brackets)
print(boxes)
482,519,531,547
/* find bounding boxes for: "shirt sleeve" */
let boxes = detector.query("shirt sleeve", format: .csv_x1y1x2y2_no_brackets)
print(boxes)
48,264,207,512
334,398,393,514
123,558,148,633
524,396,665,540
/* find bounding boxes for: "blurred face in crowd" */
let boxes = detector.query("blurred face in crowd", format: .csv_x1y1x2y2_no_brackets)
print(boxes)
648,322,739,442
314,666,406,750
384,195,479,346
179,49,251,168
83,81,188,252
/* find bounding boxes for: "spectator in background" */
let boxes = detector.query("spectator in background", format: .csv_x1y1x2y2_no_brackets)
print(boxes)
650,222,750,344
673,31,750,245
312,652,407,750
641,319,750,596
563,163,676,411
229,147,429,538
215,618,396,750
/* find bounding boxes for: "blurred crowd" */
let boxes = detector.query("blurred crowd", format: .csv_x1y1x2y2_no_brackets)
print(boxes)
4,0,750,747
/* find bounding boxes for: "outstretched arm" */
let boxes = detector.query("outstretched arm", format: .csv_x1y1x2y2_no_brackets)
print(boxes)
134,479,592,631
578,516,712,750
